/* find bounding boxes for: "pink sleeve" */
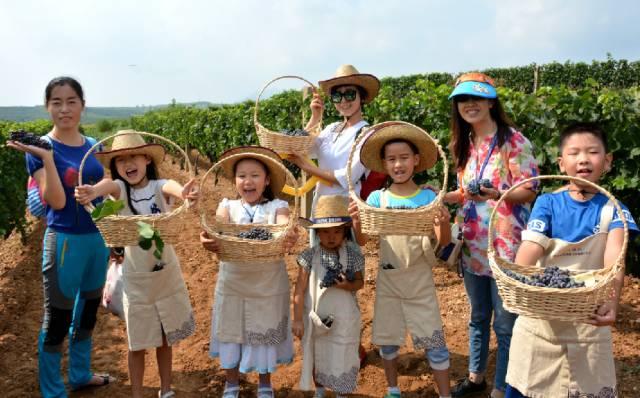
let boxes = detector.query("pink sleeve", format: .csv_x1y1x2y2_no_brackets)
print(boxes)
506,130,539,189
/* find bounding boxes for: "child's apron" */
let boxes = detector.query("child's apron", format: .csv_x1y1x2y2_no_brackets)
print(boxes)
372,192,446,350
120,181,195,351
213,259,290,346
300,244,360,394
506,201,618,398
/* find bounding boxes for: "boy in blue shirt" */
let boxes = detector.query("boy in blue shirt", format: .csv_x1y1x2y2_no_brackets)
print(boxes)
505,122,638,398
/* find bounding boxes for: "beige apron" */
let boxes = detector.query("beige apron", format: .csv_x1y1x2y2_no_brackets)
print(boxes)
120,182,195,351
299,244,361,394
506,201,618,398
213,259,290,346
372,192,446,350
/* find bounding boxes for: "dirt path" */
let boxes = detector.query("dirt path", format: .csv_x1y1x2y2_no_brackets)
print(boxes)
1,160,639,397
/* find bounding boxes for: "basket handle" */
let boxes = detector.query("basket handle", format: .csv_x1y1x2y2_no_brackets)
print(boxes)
253,75,322,134
487,175,629,275
78,131,194,214
198,152,300,240
347,120,449,210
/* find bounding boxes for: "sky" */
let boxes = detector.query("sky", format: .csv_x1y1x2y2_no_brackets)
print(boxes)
1,0,638,107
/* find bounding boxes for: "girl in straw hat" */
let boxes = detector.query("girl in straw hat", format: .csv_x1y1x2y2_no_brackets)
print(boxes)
199,146,298,398
293,195,365,398
349,122,453,398
444,73,539,398
8,76,113,397
75,130,198,398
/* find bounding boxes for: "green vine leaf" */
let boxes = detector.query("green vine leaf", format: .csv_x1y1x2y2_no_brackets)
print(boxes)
91,199,125,222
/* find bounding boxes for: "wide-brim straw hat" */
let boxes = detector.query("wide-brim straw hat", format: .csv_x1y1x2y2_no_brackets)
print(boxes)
95,130,165,168
319,64,380,104
360,122,438,174
218,146,287,197
299,195,352,229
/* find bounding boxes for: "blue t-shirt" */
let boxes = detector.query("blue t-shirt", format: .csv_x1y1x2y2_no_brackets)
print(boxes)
26,136,104,234
366,188,437,209
526,190,638,242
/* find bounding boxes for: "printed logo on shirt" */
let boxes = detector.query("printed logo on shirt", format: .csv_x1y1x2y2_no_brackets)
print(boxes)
612,209,635,225
527,219,546,232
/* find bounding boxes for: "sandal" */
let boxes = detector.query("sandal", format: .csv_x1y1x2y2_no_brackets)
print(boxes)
222,384,240,398
257,386,274,398
159,390,176,398
70,373,115,391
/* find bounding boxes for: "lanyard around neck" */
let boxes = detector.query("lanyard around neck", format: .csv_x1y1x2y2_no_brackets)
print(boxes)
476,133,498,180
241,201,258,223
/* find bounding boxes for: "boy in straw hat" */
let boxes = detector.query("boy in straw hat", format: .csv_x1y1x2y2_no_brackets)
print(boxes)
293,195,365,398
75,130,198,398
350,122,452,398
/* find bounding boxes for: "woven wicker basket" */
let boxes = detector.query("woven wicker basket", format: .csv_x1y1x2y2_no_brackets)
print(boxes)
254,75,322,154
488,175,629,321
78,131,194,247
347,121,448,236
199,152,299,262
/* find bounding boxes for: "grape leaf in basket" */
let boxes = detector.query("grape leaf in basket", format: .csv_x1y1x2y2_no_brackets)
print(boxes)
136,221,165,260
91,199,125,222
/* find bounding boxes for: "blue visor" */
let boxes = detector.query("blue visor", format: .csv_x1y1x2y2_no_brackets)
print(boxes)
448,81,497,100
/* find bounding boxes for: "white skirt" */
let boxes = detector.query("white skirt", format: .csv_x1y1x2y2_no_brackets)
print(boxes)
209,308,293,374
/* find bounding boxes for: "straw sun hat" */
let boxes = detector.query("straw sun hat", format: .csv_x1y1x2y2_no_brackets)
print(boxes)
217,145,287,197
319,64,380,104
299,195,352,229
359,122,438,174
95,130,165,168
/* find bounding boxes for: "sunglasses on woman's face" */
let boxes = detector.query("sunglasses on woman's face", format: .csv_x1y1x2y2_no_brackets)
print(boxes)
455,94,484,103
331,89,358,104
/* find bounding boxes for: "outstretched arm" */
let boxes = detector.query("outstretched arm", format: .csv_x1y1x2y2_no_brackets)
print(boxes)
162,178,199,203
75,178,120,205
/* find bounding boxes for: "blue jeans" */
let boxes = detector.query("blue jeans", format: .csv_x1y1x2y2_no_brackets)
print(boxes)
462,269,516,392
505,384,527,397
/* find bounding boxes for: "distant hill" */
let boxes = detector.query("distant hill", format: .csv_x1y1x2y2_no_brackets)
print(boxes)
0,102,214,124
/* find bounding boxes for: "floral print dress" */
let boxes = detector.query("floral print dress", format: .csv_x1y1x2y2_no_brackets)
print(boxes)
456,128,539,276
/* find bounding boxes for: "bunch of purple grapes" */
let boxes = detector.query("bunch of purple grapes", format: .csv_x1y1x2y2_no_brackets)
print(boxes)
280,128,309,137
320,261,356,288
237,227,273,240
9,130,52,150
467,178,493,195
503,266,585,288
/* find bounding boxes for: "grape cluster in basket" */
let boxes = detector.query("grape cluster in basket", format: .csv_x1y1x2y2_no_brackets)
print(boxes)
503,266,585,288
467,178,494,195
279,128,309,137
237,227,273,240
9,130,52,150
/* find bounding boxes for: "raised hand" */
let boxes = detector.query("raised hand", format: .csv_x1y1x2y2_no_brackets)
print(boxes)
75,185,98,205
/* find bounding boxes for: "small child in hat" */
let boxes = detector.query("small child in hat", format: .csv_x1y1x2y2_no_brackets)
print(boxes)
293,195,365,398
349,121,452,398
199,146,298,398
75,130,198,398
